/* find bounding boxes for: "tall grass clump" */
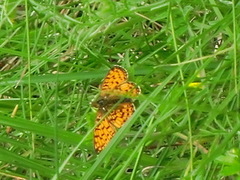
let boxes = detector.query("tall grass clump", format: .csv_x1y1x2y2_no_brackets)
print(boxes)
0,0,239,179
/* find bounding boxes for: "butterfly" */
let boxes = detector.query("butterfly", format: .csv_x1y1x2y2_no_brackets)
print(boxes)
93,65,140,152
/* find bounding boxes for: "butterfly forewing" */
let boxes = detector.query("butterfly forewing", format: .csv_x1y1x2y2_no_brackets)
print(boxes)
100,66,128,92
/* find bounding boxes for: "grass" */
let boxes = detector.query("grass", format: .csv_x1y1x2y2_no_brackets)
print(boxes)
0,0,239,179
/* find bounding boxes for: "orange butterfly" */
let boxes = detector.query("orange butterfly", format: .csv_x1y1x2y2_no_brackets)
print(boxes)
93,65,140,152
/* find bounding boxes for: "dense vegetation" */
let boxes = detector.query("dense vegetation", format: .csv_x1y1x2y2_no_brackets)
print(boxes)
0,0,239,179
